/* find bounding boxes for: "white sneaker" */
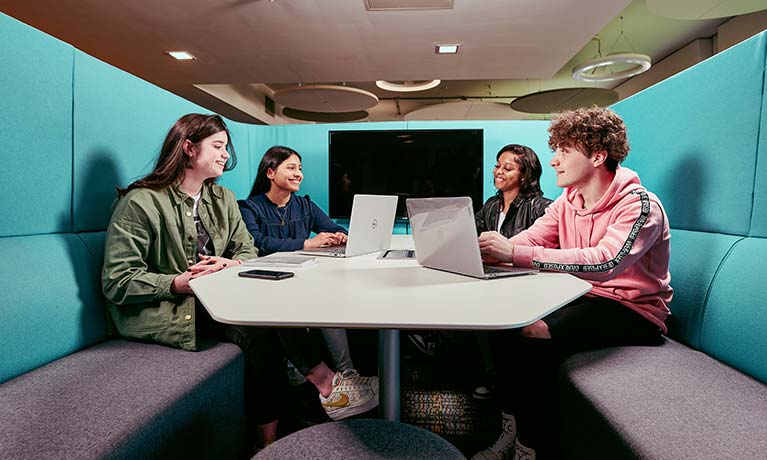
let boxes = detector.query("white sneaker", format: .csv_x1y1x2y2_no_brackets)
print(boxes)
471,412,518,460
319,369,379,420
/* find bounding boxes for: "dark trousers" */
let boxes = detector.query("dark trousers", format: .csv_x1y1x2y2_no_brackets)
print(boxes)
491,295,663,459
196,303,326,426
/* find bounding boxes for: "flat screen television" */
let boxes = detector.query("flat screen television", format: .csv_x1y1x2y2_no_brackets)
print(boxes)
328,129,484,219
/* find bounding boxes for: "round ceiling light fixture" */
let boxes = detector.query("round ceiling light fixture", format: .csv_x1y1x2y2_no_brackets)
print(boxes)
572,53,652,82
375,80,441,92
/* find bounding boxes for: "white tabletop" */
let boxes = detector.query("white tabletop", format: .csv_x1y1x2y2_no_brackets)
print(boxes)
191,235,592,330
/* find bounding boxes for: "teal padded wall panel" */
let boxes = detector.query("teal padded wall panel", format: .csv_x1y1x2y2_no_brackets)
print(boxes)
72,51,208,232
750,31,767,237
700,238,767,383
666,230,741,348
0,13,73,237
218,120,253,200
613,32,766,236
247,125,275,199
78,231,106,270
0,234,106,384
405,120,556,203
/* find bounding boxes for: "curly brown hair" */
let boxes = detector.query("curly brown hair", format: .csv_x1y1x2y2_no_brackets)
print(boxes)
547,106,629,171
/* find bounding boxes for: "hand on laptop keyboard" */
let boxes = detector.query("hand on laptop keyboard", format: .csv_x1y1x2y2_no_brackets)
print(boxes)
305,232,347,249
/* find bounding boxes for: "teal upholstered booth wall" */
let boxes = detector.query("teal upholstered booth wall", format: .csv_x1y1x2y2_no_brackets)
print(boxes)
0,14,73,237
0,234,105,383
72,51,254,233
700,237,767,383
611,31,767,364
663,230,742,349
751,37,767,238
613,32,766,237
0,12,257,383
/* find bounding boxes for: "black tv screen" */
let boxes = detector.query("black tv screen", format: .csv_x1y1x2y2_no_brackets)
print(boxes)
328,129,484,219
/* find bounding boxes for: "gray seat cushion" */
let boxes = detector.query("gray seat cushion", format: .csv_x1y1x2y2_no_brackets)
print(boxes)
0,339,245,460
254,419,466,460
559,339,767,460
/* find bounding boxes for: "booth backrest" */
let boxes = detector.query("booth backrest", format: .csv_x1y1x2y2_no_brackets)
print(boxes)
701,238,767,383
0,234,104,383
612,31,767,384
0,13,254,383
615,32,765,236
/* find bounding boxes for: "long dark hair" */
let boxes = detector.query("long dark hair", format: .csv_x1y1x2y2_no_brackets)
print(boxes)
118,114,236,196
249,146,302,197
495,144,544,198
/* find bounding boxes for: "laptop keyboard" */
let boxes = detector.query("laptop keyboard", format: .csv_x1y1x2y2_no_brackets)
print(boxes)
483,265,511,275
318,246,346,255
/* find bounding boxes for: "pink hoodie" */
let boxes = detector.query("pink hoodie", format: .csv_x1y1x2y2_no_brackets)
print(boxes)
509,166,672,333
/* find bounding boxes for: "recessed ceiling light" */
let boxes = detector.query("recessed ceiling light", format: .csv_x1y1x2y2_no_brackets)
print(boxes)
165,51,196,60
435,44,460,54
364,0,454,11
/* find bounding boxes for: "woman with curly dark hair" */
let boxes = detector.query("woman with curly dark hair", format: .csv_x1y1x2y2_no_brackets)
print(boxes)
474,107,672,460
475,143,552,237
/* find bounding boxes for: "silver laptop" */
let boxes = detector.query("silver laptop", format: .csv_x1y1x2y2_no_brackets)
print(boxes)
299,194,398,258
406,197,538,279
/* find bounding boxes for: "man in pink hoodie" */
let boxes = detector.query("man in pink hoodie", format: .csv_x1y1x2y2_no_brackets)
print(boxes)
472,107,672,460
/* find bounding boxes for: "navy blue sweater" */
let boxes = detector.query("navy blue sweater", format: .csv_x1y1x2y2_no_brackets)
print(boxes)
238,193,347,256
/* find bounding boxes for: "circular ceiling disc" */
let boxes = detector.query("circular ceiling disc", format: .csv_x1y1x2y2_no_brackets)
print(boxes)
282,107,369,122
510,87,619,114
274,85,378,112
404,101,522,121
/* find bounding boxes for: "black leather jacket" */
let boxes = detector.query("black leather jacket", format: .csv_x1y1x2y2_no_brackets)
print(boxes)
475,193,552,238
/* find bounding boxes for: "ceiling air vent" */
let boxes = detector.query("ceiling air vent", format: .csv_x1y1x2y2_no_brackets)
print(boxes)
364,0,454,11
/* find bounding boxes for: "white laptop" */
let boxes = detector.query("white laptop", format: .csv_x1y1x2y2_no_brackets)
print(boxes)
406,197,538,279
298,194,398,258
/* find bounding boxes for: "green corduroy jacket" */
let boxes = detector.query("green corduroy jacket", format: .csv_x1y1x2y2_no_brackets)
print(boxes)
102,182,258,351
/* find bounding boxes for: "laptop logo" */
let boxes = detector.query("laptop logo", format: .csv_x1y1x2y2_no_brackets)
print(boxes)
372,219,378,230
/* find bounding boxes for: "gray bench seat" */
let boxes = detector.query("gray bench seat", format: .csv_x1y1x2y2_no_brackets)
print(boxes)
0,339,245,460
560,339,767,460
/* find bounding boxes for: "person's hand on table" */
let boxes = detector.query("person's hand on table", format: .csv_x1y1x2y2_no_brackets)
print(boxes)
478,231,514,263
172,255,242,294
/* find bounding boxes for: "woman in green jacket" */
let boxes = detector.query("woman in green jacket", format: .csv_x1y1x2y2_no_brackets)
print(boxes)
102,114,378,450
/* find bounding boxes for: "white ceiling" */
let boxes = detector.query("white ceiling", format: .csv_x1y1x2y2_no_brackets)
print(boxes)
1,0,753,124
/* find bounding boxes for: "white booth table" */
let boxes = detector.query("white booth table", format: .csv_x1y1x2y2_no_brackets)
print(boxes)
190,235,591,421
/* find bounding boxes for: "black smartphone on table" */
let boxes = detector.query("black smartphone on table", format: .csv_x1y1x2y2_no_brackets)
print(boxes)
237,269,295,280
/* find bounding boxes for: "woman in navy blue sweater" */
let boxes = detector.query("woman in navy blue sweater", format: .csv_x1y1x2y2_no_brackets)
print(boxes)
239,145,373,401
239,146,347,255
